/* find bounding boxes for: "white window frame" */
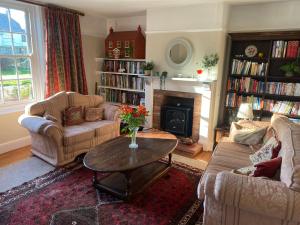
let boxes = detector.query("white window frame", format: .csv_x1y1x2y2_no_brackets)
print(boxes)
0,0,44,115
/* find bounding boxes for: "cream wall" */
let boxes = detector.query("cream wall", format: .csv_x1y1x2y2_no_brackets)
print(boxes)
82,35,105,95
107,15,146,32
228,0,300,32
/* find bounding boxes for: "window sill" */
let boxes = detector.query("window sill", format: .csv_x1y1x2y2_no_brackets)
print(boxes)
0,101,33,115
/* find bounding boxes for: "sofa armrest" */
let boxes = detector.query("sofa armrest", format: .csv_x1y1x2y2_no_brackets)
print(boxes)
18,114,53,133
104,104,120,121
19,114,63,145
208,171,300,222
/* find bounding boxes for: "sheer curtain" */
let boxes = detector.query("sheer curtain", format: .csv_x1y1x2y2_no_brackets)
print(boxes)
44,7,88,97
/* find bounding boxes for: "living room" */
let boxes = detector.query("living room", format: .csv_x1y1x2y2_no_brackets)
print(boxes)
1,0,300,224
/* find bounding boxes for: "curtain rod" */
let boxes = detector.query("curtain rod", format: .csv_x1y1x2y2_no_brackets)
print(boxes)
14,0,85,16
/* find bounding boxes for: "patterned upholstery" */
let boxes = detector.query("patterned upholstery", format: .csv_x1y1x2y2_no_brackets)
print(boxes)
200,115,300,225
271,114,300,192
19,92,120,166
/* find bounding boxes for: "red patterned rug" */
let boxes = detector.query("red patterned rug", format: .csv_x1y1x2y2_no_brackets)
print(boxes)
0,161,203,225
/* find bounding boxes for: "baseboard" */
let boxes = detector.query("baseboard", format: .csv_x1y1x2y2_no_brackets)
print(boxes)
0,136,31,155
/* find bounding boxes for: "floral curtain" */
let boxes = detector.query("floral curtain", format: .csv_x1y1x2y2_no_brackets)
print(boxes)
44,8,88,97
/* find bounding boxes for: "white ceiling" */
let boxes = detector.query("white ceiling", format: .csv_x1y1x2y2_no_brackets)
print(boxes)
37,0,290,18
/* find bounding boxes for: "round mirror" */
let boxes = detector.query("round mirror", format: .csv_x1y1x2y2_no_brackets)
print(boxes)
166,38,192,69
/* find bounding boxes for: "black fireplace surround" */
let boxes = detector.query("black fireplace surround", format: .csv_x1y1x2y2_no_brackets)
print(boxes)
160,96,194,137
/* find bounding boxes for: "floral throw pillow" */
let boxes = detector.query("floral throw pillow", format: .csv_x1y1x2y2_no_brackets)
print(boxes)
85,107,104,122
232,165,256,176
64,106,83,126
249,136,279,165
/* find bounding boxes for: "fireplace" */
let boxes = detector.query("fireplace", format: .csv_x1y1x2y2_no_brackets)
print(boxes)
161,96,193,137
152,90,201,142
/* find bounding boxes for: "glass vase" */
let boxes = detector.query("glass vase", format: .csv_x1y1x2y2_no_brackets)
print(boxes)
129,127,139,149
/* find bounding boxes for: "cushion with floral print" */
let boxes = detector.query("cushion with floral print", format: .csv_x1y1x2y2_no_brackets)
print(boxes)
249,136,281,165
64,106,83,126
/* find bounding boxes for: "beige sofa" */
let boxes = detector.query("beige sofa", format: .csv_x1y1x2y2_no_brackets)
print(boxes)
198,115,300,225
19,91,120,166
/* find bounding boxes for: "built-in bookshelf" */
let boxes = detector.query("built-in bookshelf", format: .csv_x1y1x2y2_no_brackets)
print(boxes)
220,31,300,126
96,58,147,106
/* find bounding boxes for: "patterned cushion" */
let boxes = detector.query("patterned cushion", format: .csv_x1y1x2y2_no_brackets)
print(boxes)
85,107,104,122
249,136,279,165
64,106,84,126
232,165,256,176
229,122,267,145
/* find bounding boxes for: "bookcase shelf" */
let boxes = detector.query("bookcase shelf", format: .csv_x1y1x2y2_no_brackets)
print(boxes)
221,31,300,126
98,85,145,93
96,58,146,106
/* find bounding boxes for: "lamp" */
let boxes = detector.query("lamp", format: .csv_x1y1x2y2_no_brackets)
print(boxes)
237,103,254,120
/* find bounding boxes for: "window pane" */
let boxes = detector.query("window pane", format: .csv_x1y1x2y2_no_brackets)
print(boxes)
9,9,26,33
3,80,18,101
0,58,16,80
0,83,2,103
0,7,10,32
20,79,33,100
13,33,29,54
16,57,31,79
0,32,13,55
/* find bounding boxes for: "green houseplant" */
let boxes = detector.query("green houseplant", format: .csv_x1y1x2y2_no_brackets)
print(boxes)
201,53,219,80
280,61,300,77
143,61,154,76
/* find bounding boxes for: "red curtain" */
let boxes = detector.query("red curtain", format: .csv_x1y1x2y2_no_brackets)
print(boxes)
44,8,88,97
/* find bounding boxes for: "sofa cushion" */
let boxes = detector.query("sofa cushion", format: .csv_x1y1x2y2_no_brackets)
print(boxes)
249,136,280,164
85,107,104,122
63,125,94,146
271,114,300,192
198,141,252,199
68,92,104,108
229,122,267,145
64,106,84,126
253,157,282,178
81,120,118,136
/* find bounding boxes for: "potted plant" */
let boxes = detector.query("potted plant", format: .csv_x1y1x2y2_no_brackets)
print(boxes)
143,61,154,76
119,105,148,149
201,53,219,80
280,61,300,77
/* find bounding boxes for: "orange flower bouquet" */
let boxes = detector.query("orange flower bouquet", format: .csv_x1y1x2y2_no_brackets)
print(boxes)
119,105,148,148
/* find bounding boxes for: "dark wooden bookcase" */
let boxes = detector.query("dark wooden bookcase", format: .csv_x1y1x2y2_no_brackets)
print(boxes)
220,31,300,127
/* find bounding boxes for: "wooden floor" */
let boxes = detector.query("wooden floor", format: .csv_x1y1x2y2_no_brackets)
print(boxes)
0,146,212,168
0,146,32,168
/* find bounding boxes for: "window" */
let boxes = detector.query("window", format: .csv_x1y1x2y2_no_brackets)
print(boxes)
108,40,113,48
124,41,129,48
116,41,121,48
0,1,44,112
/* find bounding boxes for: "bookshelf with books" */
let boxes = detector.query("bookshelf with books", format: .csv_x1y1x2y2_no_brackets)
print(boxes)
96,58,147,106
220,31,300,126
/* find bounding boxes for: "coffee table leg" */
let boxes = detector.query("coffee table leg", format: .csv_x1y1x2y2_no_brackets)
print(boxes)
168,153,172,166
124,172,132,199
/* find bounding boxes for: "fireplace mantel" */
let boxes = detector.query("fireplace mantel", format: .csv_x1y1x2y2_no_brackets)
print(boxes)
145,78,217,151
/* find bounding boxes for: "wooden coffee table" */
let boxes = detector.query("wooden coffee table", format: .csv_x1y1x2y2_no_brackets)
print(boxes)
83,131,178,200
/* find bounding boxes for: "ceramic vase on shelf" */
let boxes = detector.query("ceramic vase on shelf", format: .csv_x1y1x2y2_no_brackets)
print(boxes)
129,127,139,149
